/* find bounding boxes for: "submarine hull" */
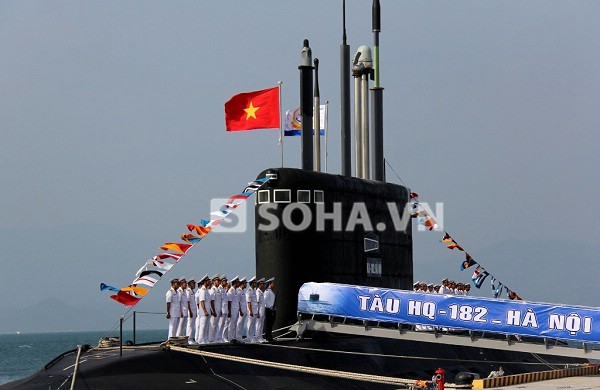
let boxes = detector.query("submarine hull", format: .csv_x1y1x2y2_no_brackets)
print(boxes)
2,335,589,389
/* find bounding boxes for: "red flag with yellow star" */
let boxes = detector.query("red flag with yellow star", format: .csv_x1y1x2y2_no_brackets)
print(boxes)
225,87,280,131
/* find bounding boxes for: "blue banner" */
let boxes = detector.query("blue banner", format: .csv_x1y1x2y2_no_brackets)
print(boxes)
298,282,600,343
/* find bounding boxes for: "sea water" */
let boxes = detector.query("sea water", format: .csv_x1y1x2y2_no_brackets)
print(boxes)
0,329,165,385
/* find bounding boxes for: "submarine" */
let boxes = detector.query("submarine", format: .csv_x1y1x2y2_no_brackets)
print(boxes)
3,1,597,389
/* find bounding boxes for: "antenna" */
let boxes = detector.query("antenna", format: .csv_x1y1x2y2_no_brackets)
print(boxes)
299,39,314,171
371,0,385,181
313,58,321,172
340,0,351,177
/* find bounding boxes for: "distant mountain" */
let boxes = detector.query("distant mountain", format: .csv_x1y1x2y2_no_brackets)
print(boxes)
414,239,600,307
0,297,117,333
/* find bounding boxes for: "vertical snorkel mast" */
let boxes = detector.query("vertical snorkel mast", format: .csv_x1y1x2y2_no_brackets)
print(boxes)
313,58,321,171
353,45,372,179
371,0,385,181
353,51,363,178
299,39,314,171
340,0,352,177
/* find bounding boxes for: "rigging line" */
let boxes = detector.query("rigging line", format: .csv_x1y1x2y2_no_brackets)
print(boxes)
384,158,406,186
257,343,576,366
99,178,271,341
200,355,247,390
103,306,134,340
531,353,561,370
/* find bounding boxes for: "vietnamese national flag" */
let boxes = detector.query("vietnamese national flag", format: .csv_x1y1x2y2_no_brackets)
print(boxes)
225,87,280,131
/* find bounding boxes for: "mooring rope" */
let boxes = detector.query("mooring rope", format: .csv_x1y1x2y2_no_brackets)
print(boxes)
169,345,418,386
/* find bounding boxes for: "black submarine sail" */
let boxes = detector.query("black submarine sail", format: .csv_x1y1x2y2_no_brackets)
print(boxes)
255,0,412,330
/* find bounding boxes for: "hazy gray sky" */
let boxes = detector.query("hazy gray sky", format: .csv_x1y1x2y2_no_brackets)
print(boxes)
1,1,599,323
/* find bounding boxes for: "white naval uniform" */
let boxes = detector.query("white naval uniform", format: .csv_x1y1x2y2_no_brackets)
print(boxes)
209,285,221,343
166,287,182,338
177,287,189,337
255,288,266,341
218,286,228,342
245,287,258,342
196,286,210,343
235,287,247,341
186,288,197,340
194,288,202,342
227,286,238,341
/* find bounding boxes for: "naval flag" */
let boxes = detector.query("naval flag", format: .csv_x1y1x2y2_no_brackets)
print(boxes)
284,105,326,136
471,265,489,288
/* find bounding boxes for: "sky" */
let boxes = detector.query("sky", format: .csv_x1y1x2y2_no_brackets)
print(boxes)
1,1,599,329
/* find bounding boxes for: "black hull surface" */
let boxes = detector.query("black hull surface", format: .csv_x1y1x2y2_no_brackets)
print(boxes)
3,335,588,389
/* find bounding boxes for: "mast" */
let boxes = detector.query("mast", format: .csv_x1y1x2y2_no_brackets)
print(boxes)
313,58,321,171
371,0,385,181
340,0,352,177
361,64,370,179
354,45,372,179
353,54,363,178
299,39,314,171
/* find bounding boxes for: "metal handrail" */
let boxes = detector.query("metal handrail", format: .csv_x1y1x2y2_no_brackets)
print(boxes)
117,310,167,348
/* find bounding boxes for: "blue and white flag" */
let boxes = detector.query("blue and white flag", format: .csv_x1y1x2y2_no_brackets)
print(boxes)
491,277,503,298
472,265,489,288
284,105,326,136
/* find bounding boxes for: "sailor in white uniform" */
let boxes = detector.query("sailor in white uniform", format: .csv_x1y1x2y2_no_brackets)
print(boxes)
426,283,434,294
235,277,247,342
176,278,189,337
186,278,197,343
208,274,221,343
218,275,228,342
255,278,266,343
245,277,258,343
195,274,210,344
227,276,240,342
413,281,420,292
264,277,276,342
448,280,456,295
438,278,449,294
165,278,182,339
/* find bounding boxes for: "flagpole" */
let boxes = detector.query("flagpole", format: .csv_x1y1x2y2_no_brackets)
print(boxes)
325,100,329,173
278,81,283,167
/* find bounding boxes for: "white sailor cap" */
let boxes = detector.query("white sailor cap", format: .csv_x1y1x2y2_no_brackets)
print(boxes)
248,276,256,284
199,274,209,283
413,281,420,287
211,274,220,280
265,277,275,285
179,277,187,282
257,278,265,283
427,283,434,287
188,278,195,283
170,278,179,283
239,276,247,283
221,274,227,280
230,275,239,283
